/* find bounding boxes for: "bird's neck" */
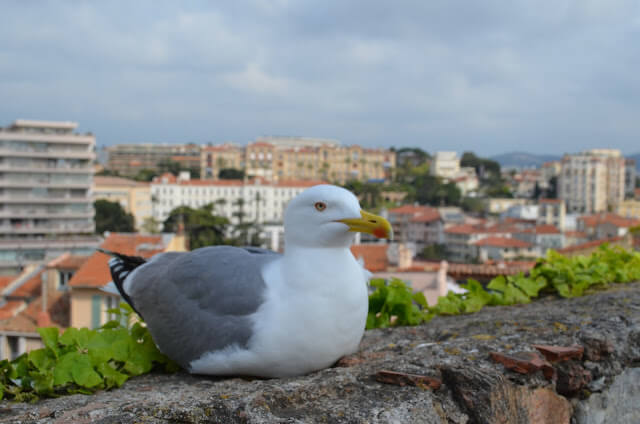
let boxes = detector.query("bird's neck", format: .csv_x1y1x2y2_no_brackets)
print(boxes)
281,245,358,289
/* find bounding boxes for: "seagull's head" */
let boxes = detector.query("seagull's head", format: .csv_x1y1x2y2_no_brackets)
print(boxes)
284,184,393,248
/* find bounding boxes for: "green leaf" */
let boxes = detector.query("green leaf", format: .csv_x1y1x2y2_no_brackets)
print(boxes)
28,349,54,372
53,352,77,386
512,274,547,298
37,327,60,357
96,363,128,388
70,355,103,388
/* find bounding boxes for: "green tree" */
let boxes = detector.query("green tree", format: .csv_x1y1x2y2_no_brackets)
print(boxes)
342,180,383,210
95,169,120,177
140,217,161,234
163,204,229,249
157,159,182,176
219,168,245,179
419,244,449,261
94,200,135,234
133,168,158,182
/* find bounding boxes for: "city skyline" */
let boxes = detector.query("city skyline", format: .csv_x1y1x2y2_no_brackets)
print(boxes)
2,1,640,156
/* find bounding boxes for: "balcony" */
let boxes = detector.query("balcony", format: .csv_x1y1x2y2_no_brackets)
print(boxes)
0,195,91,204
0,210,93,219
0,148,95,160
0,164,92,174
0,223,94,234
0,178,91,189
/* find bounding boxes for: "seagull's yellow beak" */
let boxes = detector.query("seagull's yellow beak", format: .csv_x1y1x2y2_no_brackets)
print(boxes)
337,210,393,240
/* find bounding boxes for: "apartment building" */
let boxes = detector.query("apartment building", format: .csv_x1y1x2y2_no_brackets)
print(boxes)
430,151,460,179
106,143,201,177
200,137,395,184
200,143,244,179
92,176,152,229
0,120,99,271
387,205,443,249
625,159,637,198
558,149,626,214
151,173,323,226
537,198,566,230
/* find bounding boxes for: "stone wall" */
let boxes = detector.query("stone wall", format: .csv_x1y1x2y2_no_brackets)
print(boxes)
3,283,639,423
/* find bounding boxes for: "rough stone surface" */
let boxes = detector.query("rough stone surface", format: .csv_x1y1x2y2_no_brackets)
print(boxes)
2,282,639,424
573,367,640,424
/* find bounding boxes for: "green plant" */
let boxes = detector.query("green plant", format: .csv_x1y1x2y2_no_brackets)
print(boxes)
367,244,640,329
0,304,178,402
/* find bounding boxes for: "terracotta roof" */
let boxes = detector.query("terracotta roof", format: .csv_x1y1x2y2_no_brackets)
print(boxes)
69,233,165,288
389,205,441,223
564,231,587,238
11,269,46,298
578,213,639,228
539,198,562,204
93,176,148,187
0,275,17,291
0,291,69,333
517,224,561,235
0,300,25,320
445,224,478,234
248,142,275,148
472,237,532,248
350,244,389,272
47,253,90,270
557,236,625,254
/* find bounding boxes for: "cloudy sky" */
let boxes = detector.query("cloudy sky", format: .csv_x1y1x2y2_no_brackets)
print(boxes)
1,1,639,155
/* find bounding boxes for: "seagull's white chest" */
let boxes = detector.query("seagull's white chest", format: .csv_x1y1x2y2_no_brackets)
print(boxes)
248,249,368,377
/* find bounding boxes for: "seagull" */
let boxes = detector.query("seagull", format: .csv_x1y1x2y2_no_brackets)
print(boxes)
100,184,392,378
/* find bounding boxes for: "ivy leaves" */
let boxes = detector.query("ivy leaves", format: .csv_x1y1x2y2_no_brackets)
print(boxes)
0,304,178,402
368,244,640,330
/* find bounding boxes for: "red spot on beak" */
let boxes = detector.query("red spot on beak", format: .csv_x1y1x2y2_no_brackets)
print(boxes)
373,227,387,238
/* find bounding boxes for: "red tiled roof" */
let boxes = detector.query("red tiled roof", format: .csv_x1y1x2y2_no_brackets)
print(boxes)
557,236,625,254
47,253,90,270
69,233,165,288
472,236,532,248
0,275,17,291
564,231,587,238
532,224,561,234
0,300,25,320
445,224,478,234
539,198,562,204
578,213,639,228
350,244,389,272
12,269,46,298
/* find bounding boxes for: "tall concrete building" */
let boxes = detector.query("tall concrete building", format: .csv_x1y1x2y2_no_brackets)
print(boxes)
0,120,99,271
558,149,626,214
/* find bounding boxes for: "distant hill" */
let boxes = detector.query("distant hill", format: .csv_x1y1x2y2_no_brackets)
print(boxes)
490,152,562,169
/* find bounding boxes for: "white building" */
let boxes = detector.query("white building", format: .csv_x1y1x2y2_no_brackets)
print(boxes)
430,151,460,180
151,172,322,226
558,149,626,214
0,120,100,271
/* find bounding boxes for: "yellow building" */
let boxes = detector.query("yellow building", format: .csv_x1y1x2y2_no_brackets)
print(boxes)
617,199,640,220
204,139,395,184
200,143,244,179
93,176,152,230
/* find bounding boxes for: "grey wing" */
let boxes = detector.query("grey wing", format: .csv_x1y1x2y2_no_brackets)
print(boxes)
127,245,279,368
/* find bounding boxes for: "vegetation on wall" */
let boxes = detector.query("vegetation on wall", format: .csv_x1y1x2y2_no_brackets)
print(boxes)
367,244,640,329
2,245,638,401
0,305,178,402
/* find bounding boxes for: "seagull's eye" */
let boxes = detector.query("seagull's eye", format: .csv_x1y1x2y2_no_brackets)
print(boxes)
314,202,327,212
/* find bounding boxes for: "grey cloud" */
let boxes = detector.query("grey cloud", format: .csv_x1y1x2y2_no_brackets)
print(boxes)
1,1,639,155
